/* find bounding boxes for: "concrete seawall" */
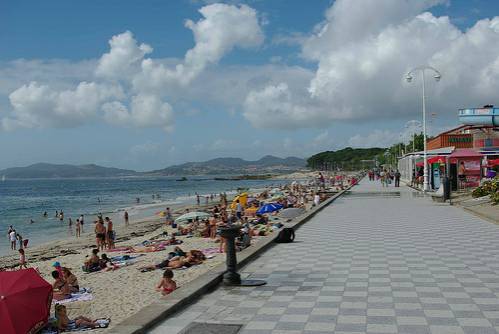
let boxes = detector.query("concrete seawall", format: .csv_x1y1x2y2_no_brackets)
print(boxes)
110,181,359,334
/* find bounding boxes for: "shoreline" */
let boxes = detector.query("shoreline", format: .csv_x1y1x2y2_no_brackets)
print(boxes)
1,170,339,332
0,177,293,255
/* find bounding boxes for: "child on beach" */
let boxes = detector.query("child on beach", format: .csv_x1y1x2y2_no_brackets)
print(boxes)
156,269,177,296
18,249,27,269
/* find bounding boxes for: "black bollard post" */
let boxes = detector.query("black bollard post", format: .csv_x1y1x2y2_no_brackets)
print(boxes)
220,226,266,287
443,176,451,202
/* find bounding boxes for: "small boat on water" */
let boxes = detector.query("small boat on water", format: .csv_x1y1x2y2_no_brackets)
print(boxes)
176,177,188,181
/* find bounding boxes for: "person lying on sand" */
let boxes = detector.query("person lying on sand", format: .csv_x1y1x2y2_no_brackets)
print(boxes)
139,249,205,272
55,304,109,330
100,253,118,271
51,270,71,301
156,269,177,296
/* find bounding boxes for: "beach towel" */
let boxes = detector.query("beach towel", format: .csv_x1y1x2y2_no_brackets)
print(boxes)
113,256,143,268
131,245,166,253
110,254,139,262
54,290,93,304
201,247,221,255
107,246,132,252
63,318,110,332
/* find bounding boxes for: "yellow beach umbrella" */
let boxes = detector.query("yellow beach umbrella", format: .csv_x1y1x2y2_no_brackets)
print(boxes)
230,192,248,210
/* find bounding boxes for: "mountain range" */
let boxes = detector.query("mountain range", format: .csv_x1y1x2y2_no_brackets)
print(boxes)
0,155,306,179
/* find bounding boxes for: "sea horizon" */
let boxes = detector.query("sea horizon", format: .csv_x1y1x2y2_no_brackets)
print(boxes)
0,175,290,254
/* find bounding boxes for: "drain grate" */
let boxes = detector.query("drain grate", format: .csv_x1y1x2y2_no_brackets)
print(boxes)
179,323,242,334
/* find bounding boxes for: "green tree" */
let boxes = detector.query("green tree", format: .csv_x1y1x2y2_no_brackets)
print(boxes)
405,132,425,152
307,147,386,170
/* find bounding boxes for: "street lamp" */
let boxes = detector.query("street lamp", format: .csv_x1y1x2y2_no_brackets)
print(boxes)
406,66,442,192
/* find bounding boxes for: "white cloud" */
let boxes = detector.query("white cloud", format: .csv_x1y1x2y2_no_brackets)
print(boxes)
1,3,264,132
103,94,174,131
243,0,499,129
4,81,123,130
133,3,264,89
347,130,401,148
301,0,448,61
95,31,152,80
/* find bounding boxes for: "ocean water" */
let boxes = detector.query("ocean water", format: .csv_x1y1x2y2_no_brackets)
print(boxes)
0,176,288,255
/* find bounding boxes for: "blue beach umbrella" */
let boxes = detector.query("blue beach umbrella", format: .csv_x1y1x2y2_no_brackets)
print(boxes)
256,203,284,215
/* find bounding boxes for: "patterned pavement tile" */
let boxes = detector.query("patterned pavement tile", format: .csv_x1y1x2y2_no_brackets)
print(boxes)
149,180,499,334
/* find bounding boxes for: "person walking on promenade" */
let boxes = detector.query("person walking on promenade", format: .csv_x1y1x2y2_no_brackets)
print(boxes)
380,170,386,187
395,170,401,187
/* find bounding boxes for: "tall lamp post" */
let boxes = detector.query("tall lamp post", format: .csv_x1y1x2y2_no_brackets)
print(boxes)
406,66,441,192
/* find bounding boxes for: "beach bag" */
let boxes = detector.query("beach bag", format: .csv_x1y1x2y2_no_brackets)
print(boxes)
275,228,295,243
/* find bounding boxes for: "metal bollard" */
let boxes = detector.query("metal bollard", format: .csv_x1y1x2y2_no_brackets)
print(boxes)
443,176,451,201
219,226,266,286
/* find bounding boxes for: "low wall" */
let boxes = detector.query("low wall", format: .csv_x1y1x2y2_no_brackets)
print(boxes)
110,181,358,334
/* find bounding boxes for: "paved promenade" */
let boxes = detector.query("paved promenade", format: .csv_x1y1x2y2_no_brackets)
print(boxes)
151,179,499,334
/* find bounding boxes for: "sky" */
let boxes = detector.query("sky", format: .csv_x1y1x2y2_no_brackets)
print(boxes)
1,0,499,171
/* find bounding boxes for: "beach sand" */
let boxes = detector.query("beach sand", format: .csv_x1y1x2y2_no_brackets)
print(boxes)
1,179,321,332
0,171,354,333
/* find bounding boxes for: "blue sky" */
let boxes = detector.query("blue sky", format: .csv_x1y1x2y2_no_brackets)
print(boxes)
0,0,498,171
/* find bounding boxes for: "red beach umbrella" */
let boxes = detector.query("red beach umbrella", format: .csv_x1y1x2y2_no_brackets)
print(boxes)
0,268,53,334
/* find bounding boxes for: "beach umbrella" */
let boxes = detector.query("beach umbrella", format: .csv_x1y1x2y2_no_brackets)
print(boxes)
175,211,210,223
0,268,53,334
256,203,284,215
230,192,248,210
278,207,305,219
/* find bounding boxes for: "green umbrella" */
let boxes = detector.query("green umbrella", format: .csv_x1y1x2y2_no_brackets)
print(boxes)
175,211,210,223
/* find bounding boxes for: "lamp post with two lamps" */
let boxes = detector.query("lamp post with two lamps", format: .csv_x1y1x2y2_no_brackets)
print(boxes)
405,66,442,192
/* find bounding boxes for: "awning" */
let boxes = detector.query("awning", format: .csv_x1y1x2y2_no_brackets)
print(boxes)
427,156,446,164
449,148,482,159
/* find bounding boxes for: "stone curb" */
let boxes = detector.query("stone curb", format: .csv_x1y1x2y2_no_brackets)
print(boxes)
462,206,499,225
110,182,357,334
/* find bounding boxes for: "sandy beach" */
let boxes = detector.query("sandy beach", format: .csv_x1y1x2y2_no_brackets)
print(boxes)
1,171,346,332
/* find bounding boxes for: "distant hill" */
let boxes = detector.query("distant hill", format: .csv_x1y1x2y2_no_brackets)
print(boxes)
148,155,307,175
0,163,138,179
0,155,307,179
307,147,386,170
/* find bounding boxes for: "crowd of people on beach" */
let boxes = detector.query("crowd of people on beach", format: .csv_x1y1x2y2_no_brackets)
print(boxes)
3,173,361,332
